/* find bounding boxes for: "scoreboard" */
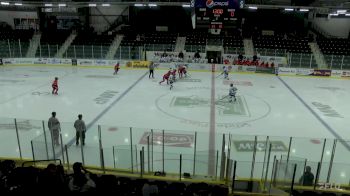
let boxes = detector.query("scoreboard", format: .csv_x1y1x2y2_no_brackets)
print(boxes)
194,0,244,29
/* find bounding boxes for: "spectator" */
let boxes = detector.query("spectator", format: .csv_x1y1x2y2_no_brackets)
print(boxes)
299,166,314,186
178,51,184,59
238,53,244,61
0,160,16,192
48,112,60,146
142,181,159,196
161,51,167,58
194,50,201,59
69,162,96,192
74,114,86,146
253,53,258,62
38,164,66,193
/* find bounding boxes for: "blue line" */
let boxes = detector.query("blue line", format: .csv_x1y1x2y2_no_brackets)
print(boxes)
54,71,148,158
277,76,350,151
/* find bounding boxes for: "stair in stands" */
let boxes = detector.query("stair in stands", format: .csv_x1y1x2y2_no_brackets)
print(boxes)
175,36,186,52
26,33,41,58
309,42,328,69
55,32,77,58
243,39,254,56
106,34,124,60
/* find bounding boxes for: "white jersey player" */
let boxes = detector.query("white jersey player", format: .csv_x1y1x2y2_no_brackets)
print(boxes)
169,76,174,90
229,83,237,102
222,66,229,80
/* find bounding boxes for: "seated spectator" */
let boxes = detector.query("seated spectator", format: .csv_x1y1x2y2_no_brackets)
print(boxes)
270,62,275,68
299,166,314,186
223,59,230,65
161,51,167,58
264,62,269,67
260,61,265,67
187,56,193,63
142,181,159,196
238,53,243,61
194,50,201,59
68,162,96,192
38,164,66,193
178,51,184,59
253,53,258,62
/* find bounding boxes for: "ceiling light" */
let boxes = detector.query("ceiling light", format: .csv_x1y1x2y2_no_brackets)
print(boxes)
300,9,309,12
44,3,52,7
248,6,258,10
182,4,191,8
284,8,294,11
88,3,96,7
1,2,9,5
329,13,339,16
346,13,350,16
58,3,66,7
148,4,157,7
134,3,144,7
102,3,110,6
14,3,22,6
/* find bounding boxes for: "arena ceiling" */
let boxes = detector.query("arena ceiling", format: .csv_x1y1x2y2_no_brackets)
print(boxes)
0,0,349,9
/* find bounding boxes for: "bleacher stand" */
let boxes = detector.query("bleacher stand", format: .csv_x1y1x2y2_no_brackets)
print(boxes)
66,29,114,59
317,38,350,69
115,32,143,60
253,35,317,68
0,160,229,195
144,32,177,52
36,30,71,58
184,32,207,52
0,29,34,58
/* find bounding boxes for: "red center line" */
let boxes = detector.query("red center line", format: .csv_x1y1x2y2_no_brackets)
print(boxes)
208,64,216,175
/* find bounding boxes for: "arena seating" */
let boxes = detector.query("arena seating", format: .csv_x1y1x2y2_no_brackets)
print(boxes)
0,29,33,58
143,32,177,52
66,30,115,59
317,38,350,70
223,34,244,55
253,35,317,68
184,32,207,52
0,160,229,195
35,30,71,58
115,32,143,60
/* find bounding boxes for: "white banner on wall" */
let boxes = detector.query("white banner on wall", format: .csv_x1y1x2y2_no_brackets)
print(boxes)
296,68,314,76
331,70,342,77
77,59,123,66
278,67,297,75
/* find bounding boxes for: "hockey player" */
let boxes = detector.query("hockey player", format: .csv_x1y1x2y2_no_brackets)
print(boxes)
223,66,229,80
113,62,120,75
171,68,177,82
169,74,174,90
178,65,187,78
159,69,172,85
217,66,229,80
52,77,59,95
229,83,238,103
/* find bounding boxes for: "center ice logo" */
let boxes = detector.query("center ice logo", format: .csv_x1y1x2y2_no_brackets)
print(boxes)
171,96,249,116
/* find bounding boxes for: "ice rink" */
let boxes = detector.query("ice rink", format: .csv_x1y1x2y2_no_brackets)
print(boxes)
1,65,350,182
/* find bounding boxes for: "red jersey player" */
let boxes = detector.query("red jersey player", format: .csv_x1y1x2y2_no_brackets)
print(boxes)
178,65,187,78
114,63,120,75
159,69,171,85
171,68,177,81
52,77,58,95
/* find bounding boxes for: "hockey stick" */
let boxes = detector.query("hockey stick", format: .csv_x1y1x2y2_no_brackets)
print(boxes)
216,73,223,78
215,95,229,103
